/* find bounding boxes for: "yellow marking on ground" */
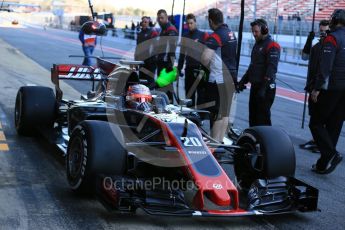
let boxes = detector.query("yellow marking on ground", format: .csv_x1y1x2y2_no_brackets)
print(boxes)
0,144,9,151
0,131,6,141
0,21,25,28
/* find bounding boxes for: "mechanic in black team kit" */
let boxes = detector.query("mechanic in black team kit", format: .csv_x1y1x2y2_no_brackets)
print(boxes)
309,9,345,174
135,16,159,85
299,20,330,153
238,19,280,127
156,9,179,102
201,8,238,142
177,13,209,107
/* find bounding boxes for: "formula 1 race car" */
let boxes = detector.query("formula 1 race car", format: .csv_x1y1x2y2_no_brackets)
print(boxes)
14,57,319,217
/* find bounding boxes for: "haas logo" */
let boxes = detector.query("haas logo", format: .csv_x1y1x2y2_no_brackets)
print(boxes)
58,67,101,80
213,183,223,190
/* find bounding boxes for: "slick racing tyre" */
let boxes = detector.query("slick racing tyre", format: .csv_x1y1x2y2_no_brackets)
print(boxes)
15,86,56,136
234,126,295,191
66,120,127,194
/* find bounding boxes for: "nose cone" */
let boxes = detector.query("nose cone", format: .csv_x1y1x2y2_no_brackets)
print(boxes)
205,186,231,207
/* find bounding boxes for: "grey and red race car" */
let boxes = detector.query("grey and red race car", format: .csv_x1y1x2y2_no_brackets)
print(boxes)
14,57,318,217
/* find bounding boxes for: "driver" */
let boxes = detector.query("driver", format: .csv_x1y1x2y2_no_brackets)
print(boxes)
126,84,153,112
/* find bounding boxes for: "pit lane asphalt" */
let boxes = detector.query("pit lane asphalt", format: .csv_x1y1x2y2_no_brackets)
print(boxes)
0,25,344,230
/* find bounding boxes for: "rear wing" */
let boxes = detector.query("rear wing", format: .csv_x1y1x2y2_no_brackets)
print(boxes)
51,59,119,84
51,59,142,102
51,58,120,101
51,64,104,101
51,64,101,82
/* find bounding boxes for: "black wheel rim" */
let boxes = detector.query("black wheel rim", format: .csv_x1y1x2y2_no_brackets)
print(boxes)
235,140,264,190
68,136,84,180
247,143,264,173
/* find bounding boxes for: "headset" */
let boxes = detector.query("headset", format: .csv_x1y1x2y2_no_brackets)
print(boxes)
251,19,269,35
330,9,345,29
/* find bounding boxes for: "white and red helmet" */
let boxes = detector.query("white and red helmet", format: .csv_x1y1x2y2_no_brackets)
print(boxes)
126,84,152,103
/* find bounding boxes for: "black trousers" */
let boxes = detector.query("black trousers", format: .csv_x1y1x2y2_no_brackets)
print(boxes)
309,90,345,168
308,94,337,142
249,83,276,127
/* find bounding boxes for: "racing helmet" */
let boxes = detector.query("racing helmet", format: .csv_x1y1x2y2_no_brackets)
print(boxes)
126,84,152,103
81,21,107,36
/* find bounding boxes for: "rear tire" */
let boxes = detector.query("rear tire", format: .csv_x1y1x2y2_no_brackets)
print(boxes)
66,120,127,194
14,86,56,136
234,126,295,190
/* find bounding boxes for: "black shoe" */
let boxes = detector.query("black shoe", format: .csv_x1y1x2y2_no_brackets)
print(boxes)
311,153,343,174
311,164,323,174
299,140,317,150
311,147,320,153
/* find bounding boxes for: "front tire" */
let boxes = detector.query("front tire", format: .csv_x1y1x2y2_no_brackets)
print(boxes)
234,126,296,190
66,120,127,194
